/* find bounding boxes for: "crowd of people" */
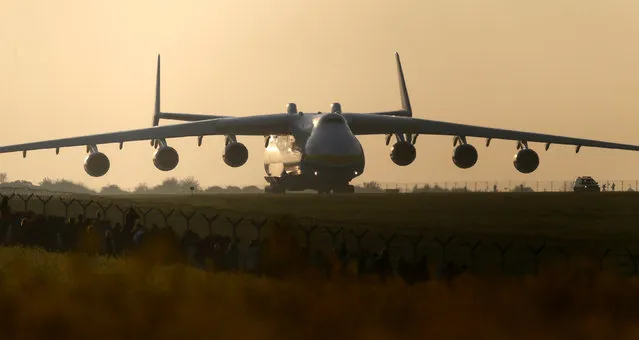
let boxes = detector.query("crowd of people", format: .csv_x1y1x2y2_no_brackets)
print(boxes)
0,196,465,285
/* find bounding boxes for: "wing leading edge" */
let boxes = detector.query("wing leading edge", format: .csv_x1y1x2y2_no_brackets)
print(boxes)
345,114,639,152
0,114,292,154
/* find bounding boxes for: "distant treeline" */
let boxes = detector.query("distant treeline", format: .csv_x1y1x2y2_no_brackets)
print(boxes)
0,175,266,195
0,172,537,194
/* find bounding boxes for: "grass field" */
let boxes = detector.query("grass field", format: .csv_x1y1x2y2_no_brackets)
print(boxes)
0,246,638,339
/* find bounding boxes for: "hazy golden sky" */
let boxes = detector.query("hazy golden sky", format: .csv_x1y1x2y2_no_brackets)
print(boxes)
1,0,639,190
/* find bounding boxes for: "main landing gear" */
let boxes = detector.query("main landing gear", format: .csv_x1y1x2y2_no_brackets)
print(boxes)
318,185,355,194
264,184,355,194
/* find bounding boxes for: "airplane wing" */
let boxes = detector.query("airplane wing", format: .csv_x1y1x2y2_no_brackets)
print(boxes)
344,113,639,151
0,114,291,154
158,112,230,122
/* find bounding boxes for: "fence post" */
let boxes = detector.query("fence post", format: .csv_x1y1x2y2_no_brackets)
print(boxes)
59,198,76,220
249,218,268,241
96,202,113,221
379,231,397,251
350,229,369,253
225,217,244,241
17,193,34,212
434,236,454,263
463,240,482,271
324,227,344,247
298,224,318,248
493,240,512,273
36,195,53,217
526,242,546,275
136,207,154,227
157,209,175,227
179,210,197,231
201,213,219,236
76,200,94,218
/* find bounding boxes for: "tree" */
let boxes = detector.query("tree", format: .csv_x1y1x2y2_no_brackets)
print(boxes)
134,183,150,194
179,177,201,192
242,185,262,193
356,181,384,193
0,173,7,184
39,177,54,187
510,184,534,193
204,186,225,193
39,178,95,194
226,186,242,193
100,184,129,195
363,181,382,190
151,177,180,194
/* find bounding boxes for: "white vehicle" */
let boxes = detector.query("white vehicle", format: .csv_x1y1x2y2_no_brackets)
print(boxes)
1,53,639,194
573,176,601,192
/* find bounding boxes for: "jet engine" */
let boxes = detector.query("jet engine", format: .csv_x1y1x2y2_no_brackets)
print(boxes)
513,148,539,173
223,142,249,167
452,144,478,169
390,141,416,166
84,152,110,177
153,146,179,171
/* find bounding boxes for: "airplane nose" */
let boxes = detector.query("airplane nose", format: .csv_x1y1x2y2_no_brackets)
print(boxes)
305,152,362,166
305,126,363,166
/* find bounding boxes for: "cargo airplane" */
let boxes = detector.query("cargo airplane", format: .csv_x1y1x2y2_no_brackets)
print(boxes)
1,53,638,194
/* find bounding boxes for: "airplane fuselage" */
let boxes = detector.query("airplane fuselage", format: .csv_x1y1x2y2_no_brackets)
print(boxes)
263,112,365,193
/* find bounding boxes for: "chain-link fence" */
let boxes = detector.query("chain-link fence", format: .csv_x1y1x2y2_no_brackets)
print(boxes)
1,191,639,276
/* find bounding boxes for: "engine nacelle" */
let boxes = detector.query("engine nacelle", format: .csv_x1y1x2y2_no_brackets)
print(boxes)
223,142,249,167
513,148,539,173
390,141,416,166
84,152,110,177
153,146,179,171
452,144,478,169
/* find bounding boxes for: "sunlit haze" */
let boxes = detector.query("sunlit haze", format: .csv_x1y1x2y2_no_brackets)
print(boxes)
1,0,639,190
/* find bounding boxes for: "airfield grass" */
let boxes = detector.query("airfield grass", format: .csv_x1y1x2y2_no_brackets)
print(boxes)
1,246,639,339
2,193,639,338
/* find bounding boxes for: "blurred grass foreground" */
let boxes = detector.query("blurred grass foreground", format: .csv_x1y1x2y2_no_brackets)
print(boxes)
1,221,639,340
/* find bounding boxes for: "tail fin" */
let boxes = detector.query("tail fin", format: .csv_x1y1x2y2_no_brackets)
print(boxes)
151,54,161,147
395,52,412,117
152,54,161,127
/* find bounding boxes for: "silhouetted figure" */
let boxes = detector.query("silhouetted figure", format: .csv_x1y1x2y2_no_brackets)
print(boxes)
125,207,139,230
